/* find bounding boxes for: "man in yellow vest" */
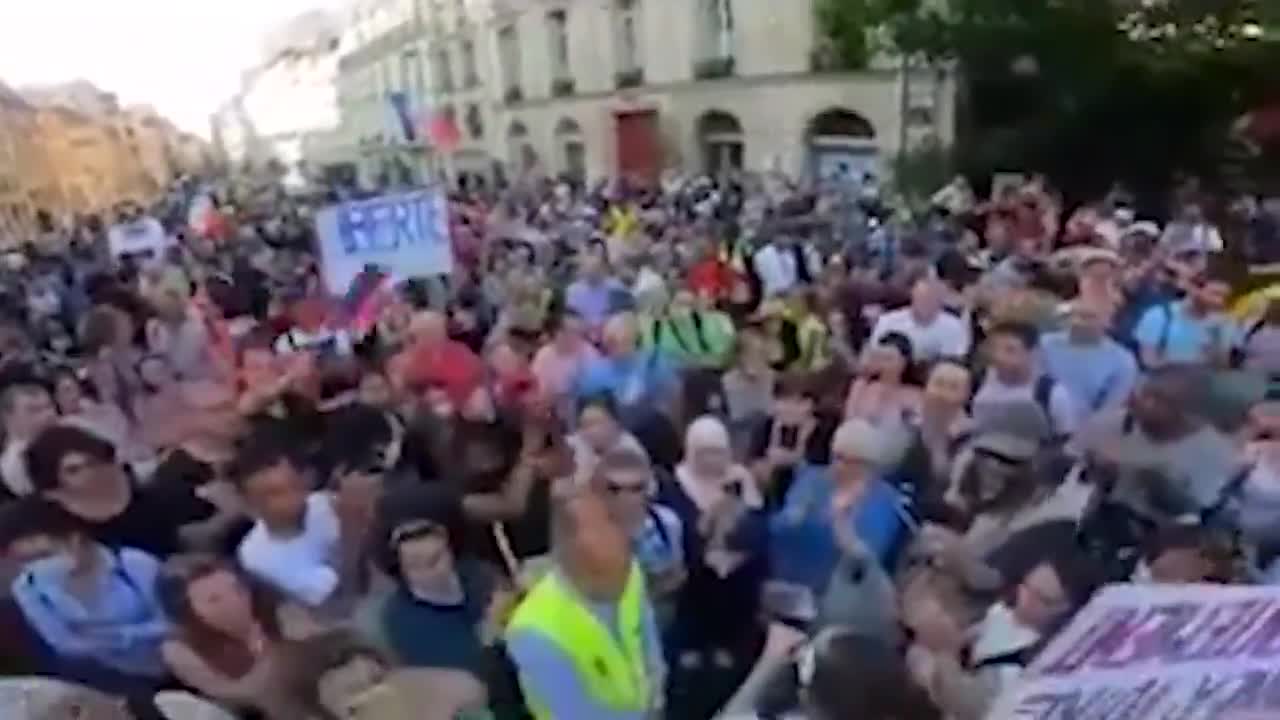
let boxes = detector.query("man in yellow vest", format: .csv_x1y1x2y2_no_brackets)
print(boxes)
506,489,665,719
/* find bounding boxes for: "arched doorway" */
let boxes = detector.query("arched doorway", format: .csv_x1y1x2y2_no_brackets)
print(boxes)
508,120,538,172
697,110,743,177
806,108,878,187
554,117,586,181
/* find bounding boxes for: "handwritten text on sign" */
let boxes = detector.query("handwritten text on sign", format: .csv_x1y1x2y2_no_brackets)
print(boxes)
315,189,453,293
988,584,1280,720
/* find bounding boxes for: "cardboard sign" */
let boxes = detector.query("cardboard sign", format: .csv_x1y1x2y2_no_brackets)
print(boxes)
314,188,453,293
988,583,1280,720
107,216,171,260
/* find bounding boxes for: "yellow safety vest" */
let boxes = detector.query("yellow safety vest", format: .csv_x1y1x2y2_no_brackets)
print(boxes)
506,563,650,719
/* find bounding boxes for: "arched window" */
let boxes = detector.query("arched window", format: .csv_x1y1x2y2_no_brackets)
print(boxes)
697,110,743,176
554,118,586,180
806,107,878,185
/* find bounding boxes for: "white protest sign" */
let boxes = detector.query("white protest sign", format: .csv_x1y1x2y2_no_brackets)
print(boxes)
314,188,453,294
107,216,171,260
988,583,1280,720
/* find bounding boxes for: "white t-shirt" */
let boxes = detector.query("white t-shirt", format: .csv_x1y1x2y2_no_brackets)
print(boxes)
870,307,971,363
237,493,340,607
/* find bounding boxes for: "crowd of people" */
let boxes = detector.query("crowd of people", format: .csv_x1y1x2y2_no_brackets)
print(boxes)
0,169,1275,720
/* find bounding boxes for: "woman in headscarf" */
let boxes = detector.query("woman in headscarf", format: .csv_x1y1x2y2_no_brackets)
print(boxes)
657,416,769,719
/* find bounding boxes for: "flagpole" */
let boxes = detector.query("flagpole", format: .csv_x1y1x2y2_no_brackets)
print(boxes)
414,0,438,186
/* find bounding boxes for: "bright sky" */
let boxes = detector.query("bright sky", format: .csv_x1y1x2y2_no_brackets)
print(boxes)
0,0,345,136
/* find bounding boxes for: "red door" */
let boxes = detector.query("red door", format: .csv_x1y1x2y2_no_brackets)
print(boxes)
614,109,659,187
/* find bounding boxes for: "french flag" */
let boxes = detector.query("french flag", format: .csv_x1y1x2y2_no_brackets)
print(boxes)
344,266,396,336
388,91,417,143
415,96,462,154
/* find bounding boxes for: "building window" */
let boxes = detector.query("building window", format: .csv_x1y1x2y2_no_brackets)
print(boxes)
547,10,570,81
699,0,733,60
460,39,479,87
615,0,642,76
498,24,522,101
434,48,455,93
465,104,484,139
698,110,743,176
554,117,586,181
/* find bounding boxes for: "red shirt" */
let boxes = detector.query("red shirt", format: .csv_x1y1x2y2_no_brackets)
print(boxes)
395,339,484,406
686,259,736,300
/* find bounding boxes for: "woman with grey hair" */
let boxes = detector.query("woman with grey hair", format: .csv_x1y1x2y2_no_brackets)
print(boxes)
765,419,912,627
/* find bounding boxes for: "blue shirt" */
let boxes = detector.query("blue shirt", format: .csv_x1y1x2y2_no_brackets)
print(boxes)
506,569,665,720
1134,300,1237,365
768,464,905,596
1039,331,1139,413
631,504,683,580
566,277,626,330
12,546,168,678
575,350,680,426
382,560,493,675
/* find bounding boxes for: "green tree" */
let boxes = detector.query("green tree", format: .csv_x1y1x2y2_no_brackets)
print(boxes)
818,0,1280,204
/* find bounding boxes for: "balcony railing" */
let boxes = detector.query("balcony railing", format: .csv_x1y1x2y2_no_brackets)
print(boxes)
550,77,576,97
693,56,735,80
614,67,644,89
503,85,524,104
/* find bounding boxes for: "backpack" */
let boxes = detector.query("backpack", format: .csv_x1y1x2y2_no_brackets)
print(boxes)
1230,319,1266,369
1032,374,1065,442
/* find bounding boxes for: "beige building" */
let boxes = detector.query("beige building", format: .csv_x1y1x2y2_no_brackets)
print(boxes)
476,0,953,184
0,84,40,241
28,106,149,213
121,106,180,194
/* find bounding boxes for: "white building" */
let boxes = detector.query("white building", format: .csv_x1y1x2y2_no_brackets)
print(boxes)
210,13,344,189
479,0,953,185
319,0,952,189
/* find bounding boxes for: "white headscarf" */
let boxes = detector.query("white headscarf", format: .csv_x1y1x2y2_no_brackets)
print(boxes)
677,415,761,511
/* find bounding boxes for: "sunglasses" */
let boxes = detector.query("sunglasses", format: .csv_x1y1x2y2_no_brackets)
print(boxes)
605,482,648,496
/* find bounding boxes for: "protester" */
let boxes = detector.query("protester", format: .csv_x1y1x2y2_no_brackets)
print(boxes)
894,359,975,507
575,312,681,428
660,416,768,716
506,489,665,719
11,500,168,693
0,159,1277,720
1133,265,1236,368
842,332,921,442
564,244,626,333
148,381,248,553
530,309,599,417
870,278,971,363
0,381,57,498
233,438,369,617
563,393,644,485
26,425,181,558
157,555,294,718
907,552,1101,720
766,419,908,625
972,321,1080,442
1039,298,1138,422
